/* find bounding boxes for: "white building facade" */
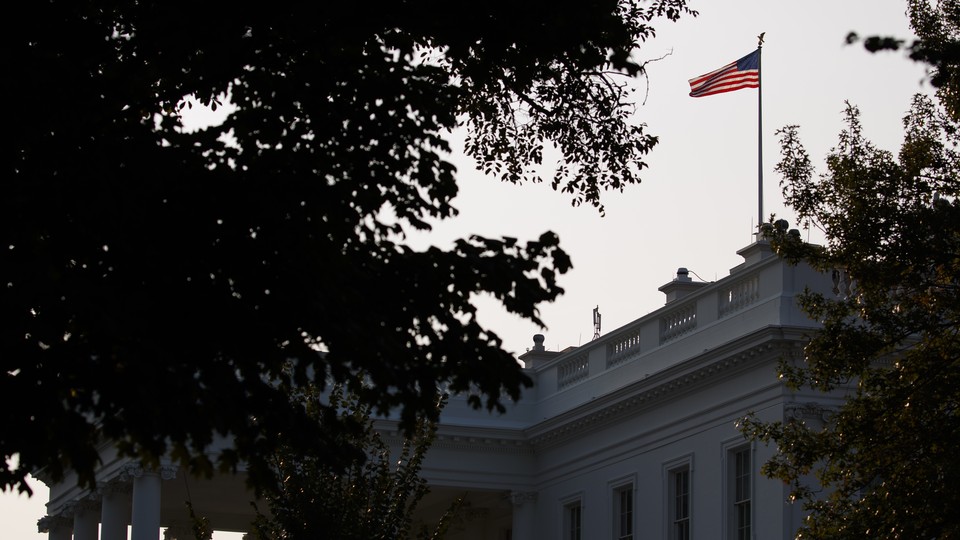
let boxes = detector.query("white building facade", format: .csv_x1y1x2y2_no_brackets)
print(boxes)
39,239,838,539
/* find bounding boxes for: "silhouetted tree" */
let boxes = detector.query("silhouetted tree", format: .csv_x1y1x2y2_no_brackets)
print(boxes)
2,0,695,493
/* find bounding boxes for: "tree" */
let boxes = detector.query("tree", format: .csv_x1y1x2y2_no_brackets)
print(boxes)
740,2,960,537
250,379,456,540
1,1,696,493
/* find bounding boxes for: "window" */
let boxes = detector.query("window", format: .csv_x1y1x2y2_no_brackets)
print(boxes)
664,454,694,540
670,467,690,540
614,484,634,540
608,474,637,540
731,447,751,540
565,500,582,540
561,492,585,540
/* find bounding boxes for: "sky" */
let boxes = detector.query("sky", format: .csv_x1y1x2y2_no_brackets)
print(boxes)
422,0,930,356
2,1,931,537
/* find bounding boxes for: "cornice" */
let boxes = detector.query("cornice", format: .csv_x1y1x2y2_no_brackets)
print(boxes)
431,432,533,455
378,422,534,456
373,327,814,456
526,327,810,449
537,252,790,372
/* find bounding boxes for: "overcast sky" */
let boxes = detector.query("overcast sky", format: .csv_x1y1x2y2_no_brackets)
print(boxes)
424,0,929,356
3,1,930,537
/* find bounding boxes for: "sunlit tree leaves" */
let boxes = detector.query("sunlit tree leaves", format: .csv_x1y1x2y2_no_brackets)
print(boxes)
741,3,960,537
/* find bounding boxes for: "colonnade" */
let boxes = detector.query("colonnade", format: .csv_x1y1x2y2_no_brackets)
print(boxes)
37,463,192,540
39,462,530,540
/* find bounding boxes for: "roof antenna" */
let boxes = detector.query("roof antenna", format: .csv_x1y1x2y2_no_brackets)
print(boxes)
593,305,602,340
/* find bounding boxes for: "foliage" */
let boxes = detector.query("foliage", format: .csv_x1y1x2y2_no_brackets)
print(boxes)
740,3,960,537
250,381,457,540
185,500,214,540
847,0,960,119
1,1,695,493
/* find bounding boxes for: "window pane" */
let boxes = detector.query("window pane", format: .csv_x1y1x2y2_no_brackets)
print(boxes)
675,469,689,519
737,501,751,540
568,503,581,540
672,468,690,540
617,486,633,540
735,449,750,502
733,449,751,540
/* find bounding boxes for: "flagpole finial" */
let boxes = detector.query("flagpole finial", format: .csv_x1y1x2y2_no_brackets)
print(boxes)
757,32,766,48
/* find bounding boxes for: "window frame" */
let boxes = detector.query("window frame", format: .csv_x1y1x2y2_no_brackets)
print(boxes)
722,440,753,540
560,492,585,540
663,454,694,540
609,477,635,540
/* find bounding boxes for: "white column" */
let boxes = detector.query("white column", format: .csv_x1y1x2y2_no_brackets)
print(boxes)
131,470,161,540
100,481,132,540
509,491,537,540
73,500,101,540
126,463,178,540
38,514,73,540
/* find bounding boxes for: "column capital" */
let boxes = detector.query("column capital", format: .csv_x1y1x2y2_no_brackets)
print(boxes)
59,494,101,518
99,476,134,496
508,491,538,507
159,463,178,481
37,514,73,534
119,461,178,481
120,461,147,481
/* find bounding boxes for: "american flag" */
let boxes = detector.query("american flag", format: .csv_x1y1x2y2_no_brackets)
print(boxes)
688,50,760,98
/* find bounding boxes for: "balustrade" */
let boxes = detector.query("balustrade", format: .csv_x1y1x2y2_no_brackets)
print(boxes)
607,330,641,368
557,354,589,390
719,273,760,317
539,247,807,398
660,302,697,344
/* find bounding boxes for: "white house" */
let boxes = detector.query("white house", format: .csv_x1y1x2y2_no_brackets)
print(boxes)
38,238,838,539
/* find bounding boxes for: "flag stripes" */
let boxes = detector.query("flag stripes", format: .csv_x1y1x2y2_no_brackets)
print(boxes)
688,50,760,98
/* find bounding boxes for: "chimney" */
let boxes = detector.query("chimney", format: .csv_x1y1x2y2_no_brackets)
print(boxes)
518,333,561,369
729,223,782,274
658,267,708,304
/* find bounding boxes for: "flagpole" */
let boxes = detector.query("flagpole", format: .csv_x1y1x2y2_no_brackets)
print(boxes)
687,40,766,230
757,33,765,232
